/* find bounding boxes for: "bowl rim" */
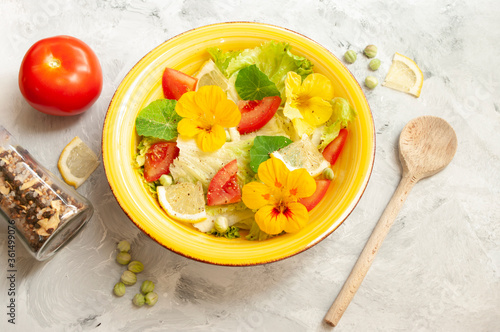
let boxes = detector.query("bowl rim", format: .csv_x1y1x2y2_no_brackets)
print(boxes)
102,21,376,266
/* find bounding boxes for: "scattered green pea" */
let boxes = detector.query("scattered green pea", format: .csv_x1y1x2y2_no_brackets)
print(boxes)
116,252,131,265
365,76,379,89
141,280,155,294
363,45,378,58
322,168,334,180
128,261,144,273
121,270,137,286
132,293,145,307
369,59,381,71
117,240,131,253
343,50,357,64
113,282,126,297
145,292,158,306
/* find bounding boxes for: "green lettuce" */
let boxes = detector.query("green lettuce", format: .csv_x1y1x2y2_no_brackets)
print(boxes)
208,226,240,239
134,137,164,196
328,97,357,127
209,41,313,99
318,97,357,151
207,47,242,75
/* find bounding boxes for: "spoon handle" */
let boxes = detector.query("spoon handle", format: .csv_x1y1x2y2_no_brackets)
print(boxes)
324,173,417,326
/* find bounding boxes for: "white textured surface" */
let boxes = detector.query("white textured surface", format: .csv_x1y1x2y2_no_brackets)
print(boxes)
1,0,499,331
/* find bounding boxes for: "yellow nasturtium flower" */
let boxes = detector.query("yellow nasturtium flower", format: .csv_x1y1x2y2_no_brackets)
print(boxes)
283,71,334,137
176,86,241,152
242,157,316,235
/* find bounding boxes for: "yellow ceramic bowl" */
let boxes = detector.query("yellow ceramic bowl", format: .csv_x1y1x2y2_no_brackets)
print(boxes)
103,22,375,266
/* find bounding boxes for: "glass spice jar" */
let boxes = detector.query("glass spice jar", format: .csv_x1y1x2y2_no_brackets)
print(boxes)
0,126,94,260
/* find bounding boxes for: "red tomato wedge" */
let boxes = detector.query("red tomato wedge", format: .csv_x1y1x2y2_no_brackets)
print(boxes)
299,179,331,211
322,128,348,165
143,142,179,182
207,159,241,206
162,68,198,100
237,96,281,134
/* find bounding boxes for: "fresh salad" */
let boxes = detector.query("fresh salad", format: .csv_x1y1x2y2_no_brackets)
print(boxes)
134,41,356,241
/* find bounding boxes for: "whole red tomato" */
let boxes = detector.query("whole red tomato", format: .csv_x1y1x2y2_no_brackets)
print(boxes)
19,35,103,116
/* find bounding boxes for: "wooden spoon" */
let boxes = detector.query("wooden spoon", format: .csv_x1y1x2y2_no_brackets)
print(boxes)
324,116,458,327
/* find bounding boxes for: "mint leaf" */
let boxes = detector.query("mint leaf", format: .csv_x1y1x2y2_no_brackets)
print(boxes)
235,65,281,101
135,99,182,140
249,135,292,172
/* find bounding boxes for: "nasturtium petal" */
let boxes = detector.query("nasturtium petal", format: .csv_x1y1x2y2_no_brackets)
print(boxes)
178,118,204,138
301,96,333,126
176,91,204,118
282,202,309,233
195,86,226,113
214,99,241,128
285,71,302,97
242,182,272,210
255,205,286,235
195,124,226,152
135,99,182,140
301,73,334,100
287,168,316,199
257,157,289,190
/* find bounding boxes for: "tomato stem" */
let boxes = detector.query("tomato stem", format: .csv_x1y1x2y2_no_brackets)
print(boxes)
48,58,61,68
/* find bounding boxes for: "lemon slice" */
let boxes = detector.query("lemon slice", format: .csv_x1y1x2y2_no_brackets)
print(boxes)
157,182,207,223
195,59,239,103
58,136,100,188
382,52,424,97
271,135,330,177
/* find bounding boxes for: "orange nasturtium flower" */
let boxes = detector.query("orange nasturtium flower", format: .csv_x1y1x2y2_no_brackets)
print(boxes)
242,156,316,235
176,86,241,152
283,71,334,137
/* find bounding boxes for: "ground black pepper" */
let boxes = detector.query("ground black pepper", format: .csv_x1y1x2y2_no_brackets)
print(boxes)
0,145,84,252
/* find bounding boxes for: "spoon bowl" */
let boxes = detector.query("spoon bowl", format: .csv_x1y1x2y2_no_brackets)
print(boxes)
399,116,458,180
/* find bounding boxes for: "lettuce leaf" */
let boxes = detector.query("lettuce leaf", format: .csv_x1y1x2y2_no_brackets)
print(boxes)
208,226,240,239
134,137,165,196
328,97,357,127
317,121,341,152
318,97,357,151
209,41,313,99
207,47,242,76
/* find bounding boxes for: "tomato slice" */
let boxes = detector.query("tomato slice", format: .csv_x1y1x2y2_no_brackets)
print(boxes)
237,96,281,134
322,128,348,165
207,159,241,206
143,142,179,182
299,179,331,211
162,68,198,100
